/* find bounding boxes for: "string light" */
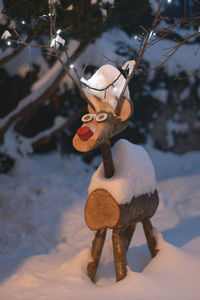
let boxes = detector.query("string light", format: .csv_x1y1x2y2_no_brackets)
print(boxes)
134,35,138,40
113,86,117,92
70,64,74,69
7,41,11,46
167,0,172,3
21,20,26,25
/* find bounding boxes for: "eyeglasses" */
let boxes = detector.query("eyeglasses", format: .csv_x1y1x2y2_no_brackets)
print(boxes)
81,113,108,123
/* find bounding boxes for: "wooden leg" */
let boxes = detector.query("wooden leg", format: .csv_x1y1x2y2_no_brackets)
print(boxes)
87,227,107,282
124,223,136,252
112,228,127,282
142,218,159,258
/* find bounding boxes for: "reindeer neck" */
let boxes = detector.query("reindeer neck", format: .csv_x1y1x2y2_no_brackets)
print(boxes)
101,140,114,178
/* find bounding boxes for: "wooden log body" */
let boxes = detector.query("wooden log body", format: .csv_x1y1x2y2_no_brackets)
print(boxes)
85,188,159,231
85,189,120,230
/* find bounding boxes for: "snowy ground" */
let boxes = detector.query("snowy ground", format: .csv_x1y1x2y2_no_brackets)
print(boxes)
0,143,200,299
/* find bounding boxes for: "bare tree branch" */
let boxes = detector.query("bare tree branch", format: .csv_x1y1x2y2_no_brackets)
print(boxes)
0,22,43,68
47,0,96,112
153,32,200,71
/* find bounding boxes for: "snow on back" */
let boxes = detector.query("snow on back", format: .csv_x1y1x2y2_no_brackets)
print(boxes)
88,139,156,204
81,60,135,110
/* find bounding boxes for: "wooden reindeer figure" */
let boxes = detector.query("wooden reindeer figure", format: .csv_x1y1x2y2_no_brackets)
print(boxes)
72,62,159,283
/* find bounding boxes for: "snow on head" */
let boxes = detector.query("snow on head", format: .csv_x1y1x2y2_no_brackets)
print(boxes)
81,60,135,111
88,139,156,204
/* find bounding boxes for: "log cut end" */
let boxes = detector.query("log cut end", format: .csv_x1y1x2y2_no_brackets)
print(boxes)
85,189,120,230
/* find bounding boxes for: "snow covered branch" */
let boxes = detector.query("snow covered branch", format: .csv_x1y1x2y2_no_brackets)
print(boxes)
0,21,44,68
31,106,85,150
0,40,91,139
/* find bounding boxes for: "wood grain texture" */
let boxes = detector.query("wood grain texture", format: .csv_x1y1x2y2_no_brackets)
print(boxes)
87,227,107,281
73,115,113,152
73,96,133,152
88,96,133,122
85,189,120,231
101,140,114,178
118,97,133,122
142,218,159,258
87,95,108,113
112,228,127,282
85,189,159,232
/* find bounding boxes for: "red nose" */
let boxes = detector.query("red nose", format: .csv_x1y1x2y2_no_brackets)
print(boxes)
77,126,94,141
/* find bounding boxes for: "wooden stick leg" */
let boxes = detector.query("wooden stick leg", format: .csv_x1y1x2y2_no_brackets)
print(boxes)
124,223,136,252
112,228,127,282
142,218,159,258
87,227,107,282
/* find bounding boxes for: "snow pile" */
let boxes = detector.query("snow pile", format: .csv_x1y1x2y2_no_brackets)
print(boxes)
166,119,189,148
0,145,200,298
89,139,156,204
151,89,168,103
81,60,135,110
1,236,200,300
179,87,190,101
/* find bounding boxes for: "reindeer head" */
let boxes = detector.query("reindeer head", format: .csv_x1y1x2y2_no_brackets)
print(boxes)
73,95,133,152
71,60,135,152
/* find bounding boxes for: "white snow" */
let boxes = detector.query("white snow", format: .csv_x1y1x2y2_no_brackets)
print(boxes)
1,116,67,157
151,89,168,103
0,141,199,298
1,30,11,40
89,139,156,204
66,4,73,10
81,60,135,110
0,1,200,297
82,28,200,76
166,119,189,148
50,30,65,49
179,87,190,101
0,40,79,132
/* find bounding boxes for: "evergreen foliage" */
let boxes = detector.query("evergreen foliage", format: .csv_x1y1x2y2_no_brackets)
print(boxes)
110,0,153,35
0,0,199,161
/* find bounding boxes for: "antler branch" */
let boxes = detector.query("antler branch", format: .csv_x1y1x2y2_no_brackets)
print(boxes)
115,0,165,116
47,0,96,112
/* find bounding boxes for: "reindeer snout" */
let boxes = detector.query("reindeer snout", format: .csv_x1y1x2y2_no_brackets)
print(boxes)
77,126,94,141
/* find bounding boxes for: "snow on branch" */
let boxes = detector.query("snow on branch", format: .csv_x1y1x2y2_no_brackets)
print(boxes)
0,21,45,68
31,106,85,150
15,115,67,155
0,39,90,138
1,30,11,40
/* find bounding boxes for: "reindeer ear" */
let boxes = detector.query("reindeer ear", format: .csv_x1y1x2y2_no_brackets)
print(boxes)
87,95,105,113
118,98,134,122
